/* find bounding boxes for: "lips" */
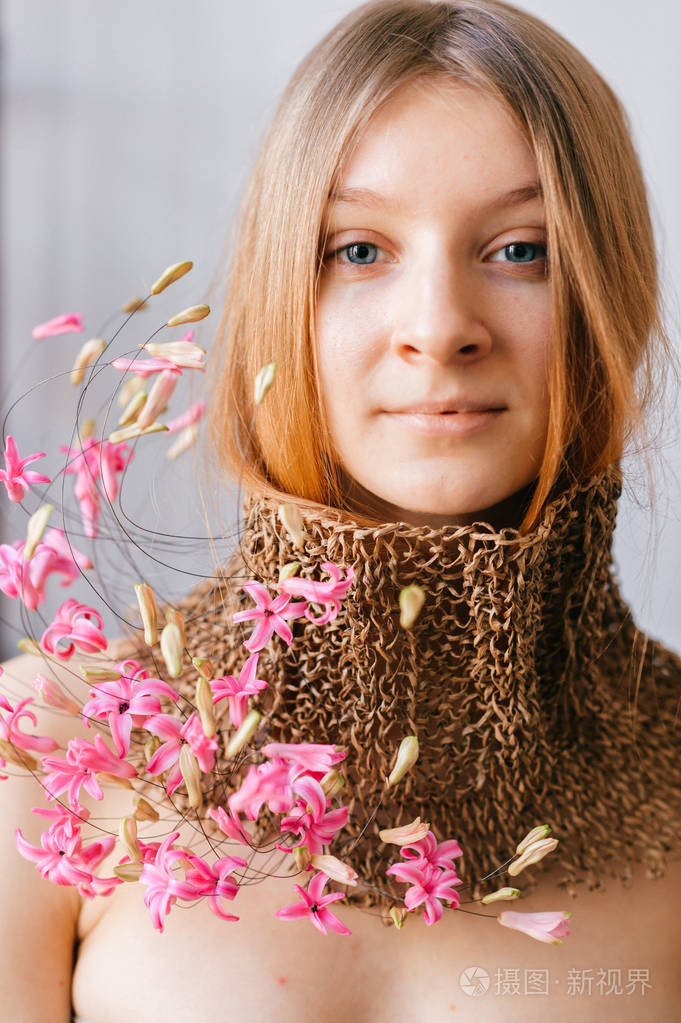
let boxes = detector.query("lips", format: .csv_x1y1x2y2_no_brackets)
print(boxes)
386,408,505,436
391,404,505,414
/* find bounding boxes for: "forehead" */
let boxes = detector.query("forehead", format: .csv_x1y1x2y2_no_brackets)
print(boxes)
326,79,541,216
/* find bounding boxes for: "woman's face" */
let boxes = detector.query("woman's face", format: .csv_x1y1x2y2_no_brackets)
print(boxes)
315,79,552,527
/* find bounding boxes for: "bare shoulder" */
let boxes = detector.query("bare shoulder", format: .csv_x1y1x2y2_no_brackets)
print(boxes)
459,856,681,1021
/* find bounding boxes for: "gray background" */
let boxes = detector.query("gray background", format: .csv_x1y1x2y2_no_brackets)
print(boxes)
1,0,679,660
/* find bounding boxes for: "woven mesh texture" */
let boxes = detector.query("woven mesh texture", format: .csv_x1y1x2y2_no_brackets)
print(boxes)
134,463,681,913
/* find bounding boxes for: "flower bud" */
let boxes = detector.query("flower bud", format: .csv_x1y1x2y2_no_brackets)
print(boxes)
508,837,559,876
481,886,521,905
17,637,41,657
515,824,552,856
292,845,311,871
114,861,144,882
117,389,147,427
166,424,198,460
320,769,345,800
134,582,158,646
79,664,122,683
32,674,80,715
165,608,186,647
143,340,206,370
122,297,148,313
309,854,358,886
81,418,96,440
278,504,305,549
192,656,214,680
387,735,419,788
150,260,193,295
399,584,426,629
94,772,135,789
379,817,430,846
144,735,160,761
107,422,167,444
226,709,261,758
166,304,210,327
24,504,54,561
390,906,408,930
136,370,177,430
0,739,38,771
160,621,184,678
71,338,106,386
119,816,141,861
133,795,159,823
118,374,145,408
254,361,276,406
196,677,216,739
278,561,301,583
179,743,203,808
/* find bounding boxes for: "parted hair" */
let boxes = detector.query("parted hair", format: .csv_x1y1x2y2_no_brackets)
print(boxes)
205,0,678,532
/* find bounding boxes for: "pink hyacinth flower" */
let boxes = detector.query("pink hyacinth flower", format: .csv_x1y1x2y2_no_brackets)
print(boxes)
16,810,119,897
97,439,133,503
139,831,198,932
41,732,137,811
82,674,178,758
0,696,58,754
275,871,351,936
184,851,248,921
498,910,572,944
135,839,163,863
145,711,217,797
115,658,150,682
276,775,349,855
60,437,99,537
261,741,346,779
277,561,356,625
207,805,253,847
228,758,295,821
33,673,80,715
0,435,51,503
385,860,463,925
0,528,92,611
399,830,464,872
42,528,94,575
0,542,45,609
32,312,84,340
233,581,308,652
111,355,183,378
210,652,268,727
165,399,206,434
0,533,89,611
40,598,108,661
61,437,133,538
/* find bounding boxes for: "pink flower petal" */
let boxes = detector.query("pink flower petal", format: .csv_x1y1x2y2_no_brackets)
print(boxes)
32,313,84,340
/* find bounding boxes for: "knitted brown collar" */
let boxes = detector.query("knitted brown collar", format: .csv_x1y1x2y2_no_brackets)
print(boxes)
167,463,681,911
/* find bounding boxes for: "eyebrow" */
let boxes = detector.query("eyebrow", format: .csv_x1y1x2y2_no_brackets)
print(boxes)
326,181,544,212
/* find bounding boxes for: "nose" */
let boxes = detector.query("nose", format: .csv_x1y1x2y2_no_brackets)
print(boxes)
389,247,493,365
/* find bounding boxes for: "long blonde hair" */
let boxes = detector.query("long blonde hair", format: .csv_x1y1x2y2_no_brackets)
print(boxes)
205,0,678,532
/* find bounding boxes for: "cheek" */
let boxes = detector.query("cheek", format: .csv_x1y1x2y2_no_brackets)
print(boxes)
315,287,384,395
505,289,553,387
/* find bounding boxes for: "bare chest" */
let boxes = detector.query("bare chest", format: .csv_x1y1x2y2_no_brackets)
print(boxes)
73,859,681,1023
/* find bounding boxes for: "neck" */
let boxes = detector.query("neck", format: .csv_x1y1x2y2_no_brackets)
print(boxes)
338,470,538,531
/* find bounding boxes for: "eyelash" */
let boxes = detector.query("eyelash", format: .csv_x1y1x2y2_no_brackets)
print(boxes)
323,240,548,272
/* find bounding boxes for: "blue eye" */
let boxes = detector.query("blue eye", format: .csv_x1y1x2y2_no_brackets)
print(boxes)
491,242,547,264
328,242,379,265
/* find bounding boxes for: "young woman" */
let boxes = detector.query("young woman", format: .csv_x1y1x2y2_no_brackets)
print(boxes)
1,2,680,1020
